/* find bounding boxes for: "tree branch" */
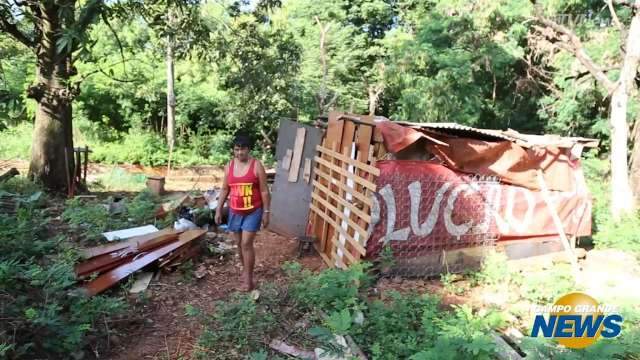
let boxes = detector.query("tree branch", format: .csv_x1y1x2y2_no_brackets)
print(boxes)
74,0,104,34
100,11,127,74
613,0,640,9
606,0,625,33
0,13,35,47
534,15,618,93
564,65,620,81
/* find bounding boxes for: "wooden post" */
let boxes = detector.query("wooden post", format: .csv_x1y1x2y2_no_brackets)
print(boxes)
74,148,81,184
536,170,580,281
83,145,89,184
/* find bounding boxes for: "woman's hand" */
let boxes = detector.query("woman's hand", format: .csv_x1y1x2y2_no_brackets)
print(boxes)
214,209,222,225
262,211,270,228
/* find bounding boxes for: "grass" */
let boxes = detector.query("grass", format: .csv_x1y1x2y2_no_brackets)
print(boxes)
0,123,236,167
0,177,127,359
89,167,148,192
0,122,32,160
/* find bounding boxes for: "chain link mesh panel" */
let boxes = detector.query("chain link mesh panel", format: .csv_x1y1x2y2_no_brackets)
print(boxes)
365,168,500,278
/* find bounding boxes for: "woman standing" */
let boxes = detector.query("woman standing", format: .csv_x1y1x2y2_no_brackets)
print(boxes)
215,134,270,291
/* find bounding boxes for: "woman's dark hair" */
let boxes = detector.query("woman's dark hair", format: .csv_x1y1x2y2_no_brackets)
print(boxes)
233,133,252,149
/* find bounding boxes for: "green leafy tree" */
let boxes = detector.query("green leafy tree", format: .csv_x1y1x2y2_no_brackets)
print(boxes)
0,0,203,191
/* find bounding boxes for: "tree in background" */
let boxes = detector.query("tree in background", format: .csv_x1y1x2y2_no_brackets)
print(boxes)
211,1,302,151
531,0,640,219
0,0,204,191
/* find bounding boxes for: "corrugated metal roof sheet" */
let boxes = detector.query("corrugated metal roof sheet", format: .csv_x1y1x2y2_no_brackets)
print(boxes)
388,120,599,148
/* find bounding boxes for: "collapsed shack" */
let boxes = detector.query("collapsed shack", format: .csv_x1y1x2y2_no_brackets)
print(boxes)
292,112,597,277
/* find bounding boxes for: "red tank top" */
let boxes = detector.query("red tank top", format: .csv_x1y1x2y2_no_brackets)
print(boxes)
228,159,262,215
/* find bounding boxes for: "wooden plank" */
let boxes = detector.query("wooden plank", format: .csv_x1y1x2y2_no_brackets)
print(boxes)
373,126,384,143
354,118,374,254
316,145,380,175
288,127,306,182
325,110,345,150
311,192,369,238
536,170,580,281
83,229,206,296
303,158,312,183
330,234,357,265
312,180,371,223
314,242,334,268
355,118,373,165
79,228,178,259
314,156,377,191
75,233,179,277
313,112,344,258
310,204,366,256
281,149,293,170
314,167,373,207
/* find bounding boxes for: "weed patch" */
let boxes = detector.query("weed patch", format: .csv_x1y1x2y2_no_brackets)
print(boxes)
62,189,162,245
0,181,127,359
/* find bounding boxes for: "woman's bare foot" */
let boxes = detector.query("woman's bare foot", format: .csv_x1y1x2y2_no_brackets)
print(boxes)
238,274,256,292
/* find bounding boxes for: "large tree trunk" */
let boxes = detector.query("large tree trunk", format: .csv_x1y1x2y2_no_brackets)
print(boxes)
28,3,74,192
610,6,640,219
609,86,634,218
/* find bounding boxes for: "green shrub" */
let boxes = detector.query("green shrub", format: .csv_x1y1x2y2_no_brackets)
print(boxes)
91,130,169,166
62,189,161,245
283,261,372,313
0,122,32,160
582,156,640,254
282,262,504,359
0,182,127,359
89,167,147,192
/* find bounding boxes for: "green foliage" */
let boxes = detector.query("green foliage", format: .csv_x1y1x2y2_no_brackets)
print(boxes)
193,285,303,359
0,122,32,160
91,131,168,166
90,167,147,192
283,261,371,313
1,0,623,171
284,262,504,359
0,176,43,196
583,156,640,253
0,181,126,359
519,264,576,304
475,250,510,286
62,189,161,245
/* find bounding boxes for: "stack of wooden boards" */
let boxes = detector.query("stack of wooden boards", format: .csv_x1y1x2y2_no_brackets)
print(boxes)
76,228,207,296
309,112,385,269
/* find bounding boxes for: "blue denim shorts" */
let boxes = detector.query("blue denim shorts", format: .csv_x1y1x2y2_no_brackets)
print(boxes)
227,207,263,233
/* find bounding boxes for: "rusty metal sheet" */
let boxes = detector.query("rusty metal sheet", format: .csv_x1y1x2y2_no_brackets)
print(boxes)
393,121,598,148
82,229,206,296
376,120,588,193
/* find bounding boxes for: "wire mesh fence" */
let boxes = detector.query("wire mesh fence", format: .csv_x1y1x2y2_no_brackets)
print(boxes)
365,171,501,278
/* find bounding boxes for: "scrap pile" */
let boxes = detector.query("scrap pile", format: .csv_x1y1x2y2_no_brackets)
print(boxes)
75,189,231,296
76,228,208,296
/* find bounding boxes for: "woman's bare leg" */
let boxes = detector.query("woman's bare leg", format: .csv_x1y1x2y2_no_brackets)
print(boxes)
240,230,257,291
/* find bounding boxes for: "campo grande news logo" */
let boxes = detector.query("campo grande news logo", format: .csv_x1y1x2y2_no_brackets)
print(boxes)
531,292,623,349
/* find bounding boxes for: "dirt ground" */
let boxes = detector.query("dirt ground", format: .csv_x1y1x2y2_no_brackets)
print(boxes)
100,231,325,360
0,159,225,191
0,159,324,359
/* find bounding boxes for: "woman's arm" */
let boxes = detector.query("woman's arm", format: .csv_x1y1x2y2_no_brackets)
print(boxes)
256,160,271,227
215,164,230,224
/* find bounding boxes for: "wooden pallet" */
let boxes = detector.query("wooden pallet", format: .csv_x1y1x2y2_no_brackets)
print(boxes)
309,112,383,268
